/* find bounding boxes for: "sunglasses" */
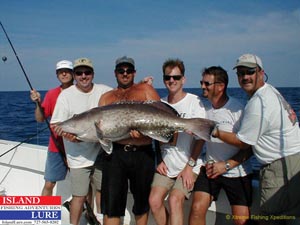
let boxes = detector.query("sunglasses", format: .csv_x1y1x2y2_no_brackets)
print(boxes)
116,68,135,74
163,75,183,81
200,81,222,87
236,68,256,77
75,70,93,76
57,69,73,74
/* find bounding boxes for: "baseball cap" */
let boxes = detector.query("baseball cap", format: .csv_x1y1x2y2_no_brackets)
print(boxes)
233,54,263,69
115,56,135,69
73,58,94,70
56,60,73,70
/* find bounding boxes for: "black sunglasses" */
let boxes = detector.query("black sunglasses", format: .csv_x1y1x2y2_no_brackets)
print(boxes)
57,69,73,74
236,68,256,77
163,75,183,81
116,68,135,74
75,70,93,76
200,81,222,87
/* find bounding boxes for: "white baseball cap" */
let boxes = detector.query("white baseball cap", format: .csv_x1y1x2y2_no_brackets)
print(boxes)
56,60,73,70
233,54,263,69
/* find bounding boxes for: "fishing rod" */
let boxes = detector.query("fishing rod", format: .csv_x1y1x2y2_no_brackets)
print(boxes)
1,22,106,223
0,21,67,165
0,126,49,158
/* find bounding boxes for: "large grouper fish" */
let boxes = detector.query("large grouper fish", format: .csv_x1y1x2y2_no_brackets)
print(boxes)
56,101,216,153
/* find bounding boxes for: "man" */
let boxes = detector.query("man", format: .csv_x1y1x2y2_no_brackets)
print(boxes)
212,54,300,225
51,58,112,225
148,58,205,225
30,60,73,196
189,66,253,225
98,56,161,225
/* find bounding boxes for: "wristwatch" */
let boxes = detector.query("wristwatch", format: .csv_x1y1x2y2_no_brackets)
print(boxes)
225,161,231,171
188,158,196,167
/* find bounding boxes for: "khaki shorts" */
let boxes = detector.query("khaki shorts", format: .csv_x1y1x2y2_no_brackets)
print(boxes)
260,152,300,217
92,168,102,191
151,172,197,199
70,166,102,196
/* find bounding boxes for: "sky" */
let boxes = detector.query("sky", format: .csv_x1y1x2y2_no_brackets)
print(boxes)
0,0,300,91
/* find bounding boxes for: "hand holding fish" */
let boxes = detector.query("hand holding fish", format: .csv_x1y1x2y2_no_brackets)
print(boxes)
63,132,80,143
129,130,142,139
51,124,80,143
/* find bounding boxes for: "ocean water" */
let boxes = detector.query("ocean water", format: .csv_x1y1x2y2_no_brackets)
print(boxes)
0,87,299,147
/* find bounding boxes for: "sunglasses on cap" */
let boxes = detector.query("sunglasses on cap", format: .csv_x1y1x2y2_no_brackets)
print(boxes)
116,68,135,74
236,68,256,77
200,81,222,87
163,75,183,81
75,70,93,76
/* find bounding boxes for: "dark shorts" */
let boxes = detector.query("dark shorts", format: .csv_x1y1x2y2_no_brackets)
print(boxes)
44,151,68,182
194,166,252,206
101,143,155,217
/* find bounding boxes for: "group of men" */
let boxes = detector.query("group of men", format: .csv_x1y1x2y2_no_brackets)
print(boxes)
30,54,300,225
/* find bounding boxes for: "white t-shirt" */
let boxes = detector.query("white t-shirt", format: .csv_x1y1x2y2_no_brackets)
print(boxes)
207,97,252,177
51,84,112,168
237,83,300,165
160,93,206,177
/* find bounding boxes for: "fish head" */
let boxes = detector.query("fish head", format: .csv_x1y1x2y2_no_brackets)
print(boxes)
56,112,99,142
57,117,83,134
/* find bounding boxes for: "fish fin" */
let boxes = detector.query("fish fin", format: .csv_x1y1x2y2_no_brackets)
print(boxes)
94,121,113,154
140,130,173,143
99,138,113,154
94,121,103,138
184,118,217,141
146,101,179,116
113,100,179,116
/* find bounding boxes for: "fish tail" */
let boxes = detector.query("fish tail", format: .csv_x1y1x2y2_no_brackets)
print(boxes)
184,118,216,141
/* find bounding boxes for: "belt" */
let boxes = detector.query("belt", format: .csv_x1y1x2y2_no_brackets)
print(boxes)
113,143,152,152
